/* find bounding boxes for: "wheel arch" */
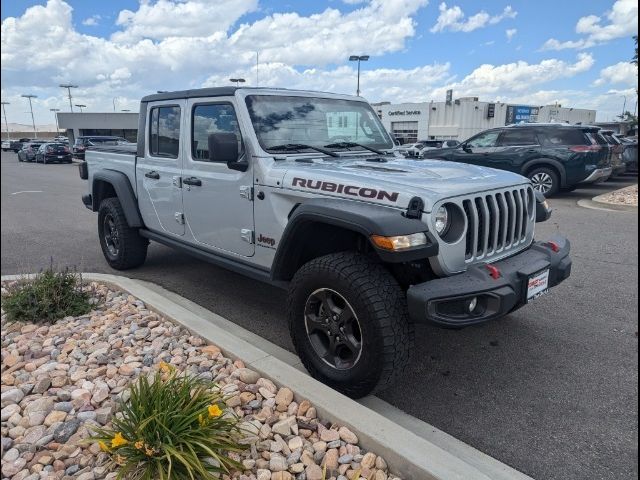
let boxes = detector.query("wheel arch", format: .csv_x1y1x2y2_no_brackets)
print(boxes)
92,170,144,228
270,198,438,282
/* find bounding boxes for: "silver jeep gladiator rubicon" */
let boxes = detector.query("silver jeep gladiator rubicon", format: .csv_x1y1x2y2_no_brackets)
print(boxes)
79,87,572,398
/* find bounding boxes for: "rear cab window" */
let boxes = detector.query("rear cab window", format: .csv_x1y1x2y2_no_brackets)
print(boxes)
149,106,181,158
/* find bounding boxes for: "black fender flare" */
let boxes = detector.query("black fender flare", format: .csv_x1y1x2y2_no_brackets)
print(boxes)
270,198,438,281
521,158,567,187
92,170,144,227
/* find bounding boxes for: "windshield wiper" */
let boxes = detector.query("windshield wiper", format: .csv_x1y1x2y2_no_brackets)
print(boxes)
324,141,385,155
268,143,339,157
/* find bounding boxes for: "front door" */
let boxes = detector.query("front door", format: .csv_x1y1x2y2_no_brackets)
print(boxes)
181,99,255,257
136,102,185,236
452,129,501,166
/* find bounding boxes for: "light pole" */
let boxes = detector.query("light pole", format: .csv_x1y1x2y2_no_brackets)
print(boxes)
621,95,627,118
21,94,38,138
1,101,10,141
229,78,246,86
112,97,117,112
50,108,60,133
75,104,86,113
349,55,369,96
59,84,78,112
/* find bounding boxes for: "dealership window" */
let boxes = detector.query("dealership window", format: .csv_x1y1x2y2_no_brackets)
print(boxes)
391,121,418,144
191,103,243,161
149,106,181,158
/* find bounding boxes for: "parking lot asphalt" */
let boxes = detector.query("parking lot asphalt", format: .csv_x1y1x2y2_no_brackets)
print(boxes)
1,151,638,480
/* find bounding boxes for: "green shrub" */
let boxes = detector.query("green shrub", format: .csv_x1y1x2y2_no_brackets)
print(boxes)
1,267,92,323
90,363,243,479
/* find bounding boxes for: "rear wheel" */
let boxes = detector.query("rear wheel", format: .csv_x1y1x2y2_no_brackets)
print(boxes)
527,166,559,196
98,197,148,270
288,252,413,398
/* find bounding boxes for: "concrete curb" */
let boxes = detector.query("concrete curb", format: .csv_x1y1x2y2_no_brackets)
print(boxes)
2,273,532,480
589,186,638,212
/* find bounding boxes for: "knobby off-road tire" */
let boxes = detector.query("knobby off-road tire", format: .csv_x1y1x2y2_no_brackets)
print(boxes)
98,197,148,270
288,252,414,398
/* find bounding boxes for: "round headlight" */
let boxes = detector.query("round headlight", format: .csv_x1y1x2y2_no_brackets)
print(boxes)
434,205,450,236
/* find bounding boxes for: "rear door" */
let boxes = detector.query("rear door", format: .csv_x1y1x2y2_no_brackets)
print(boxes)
181,98,255,257
493,128,541,171
136,101,185,236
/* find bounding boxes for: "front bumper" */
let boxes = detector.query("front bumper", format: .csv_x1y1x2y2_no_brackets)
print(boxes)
407,235,571,327
579,167,612,184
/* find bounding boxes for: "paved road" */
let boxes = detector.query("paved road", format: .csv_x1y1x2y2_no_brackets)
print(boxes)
1,151,637,480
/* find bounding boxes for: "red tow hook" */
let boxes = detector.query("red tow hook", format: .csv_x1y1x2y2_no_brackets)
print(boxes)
547,241,560,253
485,264,501,279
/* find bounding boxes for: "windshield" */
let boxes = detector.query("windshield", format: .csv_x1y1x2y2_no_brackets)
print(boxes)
245,95,394,153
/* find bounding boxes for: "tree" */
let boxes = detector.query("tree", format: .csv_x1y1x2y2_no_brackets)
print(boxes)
617,111,638,126
633,35,638,66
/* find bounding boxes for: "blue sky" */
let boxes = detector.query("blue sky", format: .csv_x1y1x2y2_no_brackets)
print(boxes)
1,0,637,126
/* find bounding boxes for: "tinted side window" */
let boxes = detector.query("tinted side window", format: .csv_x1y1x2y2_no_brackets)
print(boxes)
499,129,538,146
191,104,243,162
467,131,500,148
149,106,181,158
542,129,588,146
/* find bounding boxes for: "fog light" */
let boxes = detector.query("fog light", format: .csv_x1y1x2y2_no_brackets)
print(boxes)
467,297,478,313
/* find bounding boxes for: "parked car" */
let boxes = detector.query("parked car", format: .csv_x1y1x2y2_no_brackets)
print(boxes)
17,141,46,162
615,135,638,172
80,86,572,398
73,136,129,159
2,139,11,151
35,142,72,163
599,130,626,176
5,138,33,153
420,124,612,196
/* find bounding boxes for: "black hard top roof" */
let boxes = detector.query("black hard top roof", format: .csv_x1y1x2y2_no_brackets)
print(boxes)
141,87,239,103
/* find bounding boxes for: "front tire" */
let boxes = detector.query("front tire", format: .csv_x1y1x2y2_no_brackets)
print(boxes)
527,166,559,196
288,252,413,398
98,197,148,270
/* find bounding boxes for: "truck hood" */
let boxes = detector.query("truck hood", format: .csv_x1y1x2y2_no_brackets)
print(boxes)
277,155,529,212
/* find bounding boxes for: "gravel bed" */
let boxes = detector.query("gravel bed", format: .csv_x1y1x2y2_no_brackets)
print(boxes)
1,282,402,480
596,184,638,206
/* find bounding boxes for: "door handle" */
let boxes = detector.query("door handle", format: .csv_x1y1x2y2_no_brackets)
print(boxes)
183,177,202,186
145,171,160,179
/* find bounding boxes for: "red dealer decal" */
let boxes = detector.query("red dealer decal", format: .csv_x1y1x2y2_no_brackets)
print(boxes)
292,177,399,202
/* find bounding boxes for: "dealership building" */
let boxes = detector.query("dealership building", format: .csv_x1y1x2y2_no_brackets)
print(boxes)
372,97,597,144
57,112,139,144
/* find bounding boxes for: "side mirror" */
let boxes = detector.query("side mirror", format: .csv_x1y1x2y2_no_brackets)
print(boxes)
207,132,247,172
462,144,472,152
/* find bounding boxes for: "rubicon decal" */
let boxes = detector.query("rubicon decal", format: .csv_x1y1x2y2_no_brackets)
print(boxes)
292,178,399,202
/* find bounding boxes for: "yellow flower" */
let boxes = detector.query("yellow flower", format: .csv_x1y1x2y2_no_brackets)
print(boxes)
111,432,128,448
208,404,222,418
98,441,110,452
144,445,155,456
134,440,144,450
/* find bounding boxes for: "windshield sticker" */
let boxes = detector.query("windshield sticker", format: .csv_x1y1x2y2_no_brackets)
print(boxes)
292,177,399,202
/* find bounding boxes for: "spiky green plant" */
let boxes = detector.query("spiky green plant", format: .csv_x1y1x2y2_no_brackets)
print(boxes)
90,363,243,480
1,267,91,323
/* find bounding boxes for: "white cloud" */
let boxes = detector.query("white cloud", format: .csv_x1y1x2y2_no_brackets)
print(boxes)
112,0,259,42
430,3,517,33
505,28,517,42
428,53,595,100
81,14,100,26
541,0,638,50
593,61,639,86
